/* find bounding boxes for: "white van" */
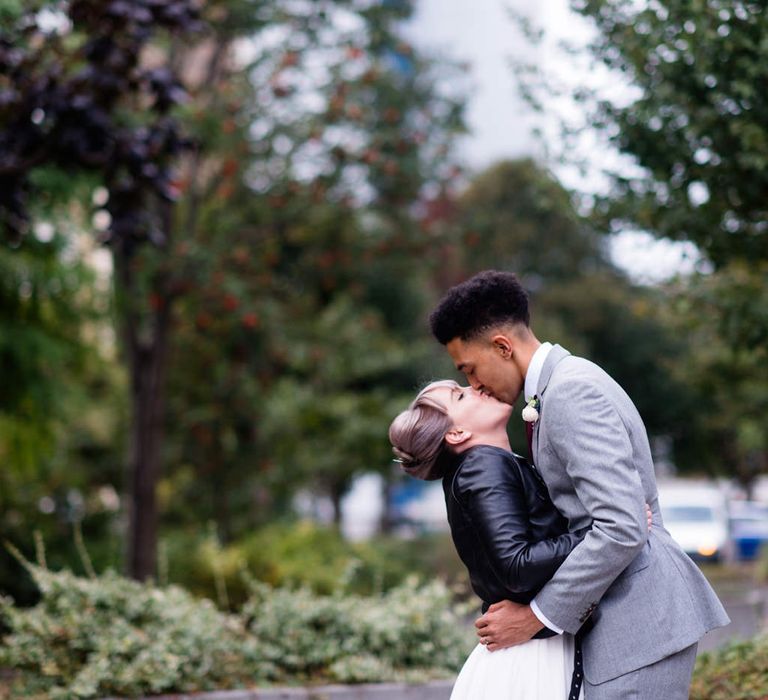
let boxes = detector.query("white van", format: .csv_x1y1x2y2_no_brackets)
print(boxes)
657,482,732,563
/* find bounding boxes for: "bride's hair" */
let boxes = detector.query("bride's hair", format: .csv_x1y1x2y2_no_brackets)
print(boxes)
388,380,459,481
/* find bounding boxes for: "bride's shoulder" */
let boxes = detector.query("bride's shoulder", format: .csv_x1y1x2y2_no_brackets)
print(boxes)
455,445,525,486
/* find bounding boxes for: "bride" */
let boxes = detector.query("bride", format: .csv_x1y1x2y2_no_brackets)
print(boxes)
389,381,647,699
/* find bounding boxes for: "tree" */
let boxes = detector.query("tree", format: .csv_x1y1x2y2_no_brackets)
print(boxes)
1,0,466,571
660,268,768,492
424,159,699,462
514,1,768,341
161,0,466,534
0,196,127,601
563,1,768,481
567,1,768,264
510,2,768,482
448,159,610,283
0,0,206,580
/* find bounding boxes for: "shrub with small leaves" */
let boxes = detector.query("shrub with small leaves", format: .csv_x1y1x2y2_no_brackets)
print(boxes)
0,557,473,697
6,552,766,698
243,576,473,684
0,562,273,699
689,634,768,700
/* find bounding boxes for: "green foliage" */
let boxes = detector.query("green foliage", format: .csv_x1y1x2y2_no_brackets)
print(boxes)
513,0,768,480
660,271,768,482
0,557,471,698
690,634,768,700
0,225,123,604
451,159,608,281
563,1,768,268
0,562,267,699
162,0,467,534
5,549,768,699
512,1,768,393
243,576,472,684
162,522,468,608
0,235,91,471
2,0,468,582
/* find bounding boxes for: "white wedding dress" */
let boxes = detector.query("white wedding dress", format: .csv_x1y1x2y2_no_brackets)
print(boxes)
450,633,584,700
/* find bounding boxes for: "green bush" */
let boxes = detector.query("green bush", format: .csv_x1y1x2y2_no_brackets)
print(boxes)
163,521,469,607
244,576,472,683
690,634,768,700
6,549,768,699
0,564,270,699
0,556,472,698
162,522,395,607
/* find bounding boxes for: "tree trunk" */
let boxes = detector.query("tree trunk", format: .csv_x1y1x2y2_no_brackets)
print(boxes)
114,202,174,582
125,311,170,580
329,482,344,529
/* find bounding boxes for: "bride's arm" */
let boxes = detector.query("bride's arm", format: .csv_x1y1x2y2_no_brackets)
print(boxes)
453,450,589,596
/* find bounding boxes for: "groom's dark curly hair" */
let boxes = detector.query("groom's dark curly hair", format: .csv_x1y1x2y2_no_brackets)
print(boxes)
429,270,530,344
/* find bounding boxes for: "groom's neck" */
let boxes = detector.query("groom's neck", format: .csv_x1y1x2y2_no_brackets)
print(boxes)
512,331,541,380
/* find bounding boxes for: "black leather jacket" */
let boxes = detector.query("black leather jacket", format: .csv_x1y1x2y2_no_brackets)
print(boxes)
443,445,588,638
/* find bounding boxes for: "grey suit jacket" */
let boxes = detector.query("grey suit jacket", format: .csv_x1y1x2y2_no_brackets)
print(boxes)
531,345,729,685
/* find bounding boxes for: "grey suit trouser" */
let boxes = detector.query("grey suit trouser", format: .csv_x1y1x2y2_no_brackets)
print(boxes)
584,642,698,700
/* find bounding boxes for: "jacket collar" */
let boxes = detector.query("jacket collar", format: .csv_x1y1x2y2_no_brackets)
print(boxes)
535,344,571,398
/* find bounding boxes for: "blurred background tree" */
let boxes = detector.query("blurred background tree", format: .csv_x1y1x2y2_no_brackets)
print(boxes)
0,0,466,594
0,222,122,604
0,0,205,581
160,0,466,539
660,268,768,496
570,1,768,270
576,0,768,488
421,158,698,460
2,0,767,608
512,0,768,488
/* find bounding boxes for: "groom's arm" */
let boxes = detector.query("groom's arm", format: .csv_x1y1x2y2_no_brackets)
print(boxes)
478,495,652,649
478,379,648,647
529,379,648,634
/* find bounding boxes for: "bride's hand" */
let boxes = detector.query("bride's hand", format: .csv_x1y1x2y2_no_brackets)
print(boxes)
646,503,653,531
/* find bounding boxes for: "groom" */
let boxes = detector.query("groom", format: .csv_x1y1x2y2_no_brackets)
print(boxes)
429,270,729,699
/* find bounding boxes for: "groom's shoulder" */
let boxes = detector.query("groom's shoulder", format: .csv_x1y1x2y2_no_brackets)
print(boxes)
548,353,634,416
550,353,608,384
546,354,623,401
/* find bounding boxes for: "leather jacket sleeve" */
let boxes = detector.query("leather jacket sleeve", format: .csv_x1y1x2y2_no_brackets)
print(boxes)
453,448,588,596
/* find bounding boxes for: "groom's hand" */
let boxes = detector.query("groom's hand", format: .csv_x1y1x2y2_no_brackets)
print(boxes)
475,601,544,651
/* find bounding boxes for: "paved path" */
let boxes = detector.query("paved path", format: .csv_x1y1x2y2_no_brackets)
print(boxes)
99,682,455,700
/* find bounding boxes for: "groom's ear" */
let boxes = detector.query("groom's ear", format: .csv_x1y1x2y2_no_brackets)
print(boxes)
445,428,472,447
490,333,514,360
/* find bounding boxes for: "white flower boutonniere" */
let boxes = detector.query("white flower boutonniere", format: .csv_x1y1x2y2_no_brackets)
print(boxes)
522,395,541,423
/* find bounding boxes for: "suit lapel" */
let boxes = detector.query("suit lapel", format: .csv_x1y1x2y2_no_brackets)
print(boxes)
532,344,570,465
536,344,571,398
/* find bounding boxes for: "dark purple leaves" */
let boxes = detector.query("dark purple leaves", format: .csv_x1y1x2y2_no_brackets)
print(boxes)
144,68,189,112
0,0,202,246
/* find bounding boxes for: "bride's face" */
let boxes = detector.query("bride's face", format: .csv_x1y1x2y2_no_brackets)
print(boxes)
427,383,512,437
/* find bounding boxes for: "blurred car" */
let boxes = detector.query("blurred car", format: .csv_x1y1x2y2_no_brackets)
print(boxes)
729,501,768,561
658,484,732,563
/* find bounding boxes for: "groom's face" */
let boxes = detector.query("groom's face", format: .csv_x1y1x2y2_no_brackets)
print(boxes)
445,335,524,406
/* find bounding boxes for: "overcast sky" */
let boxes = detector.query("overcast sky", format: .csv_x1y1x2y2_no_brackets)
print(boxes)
407,0,701,283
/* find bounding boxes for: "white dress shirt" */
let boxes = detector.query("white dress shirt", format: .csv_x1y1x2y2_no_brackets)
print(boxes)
524,341,553,402
522,342,565,634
